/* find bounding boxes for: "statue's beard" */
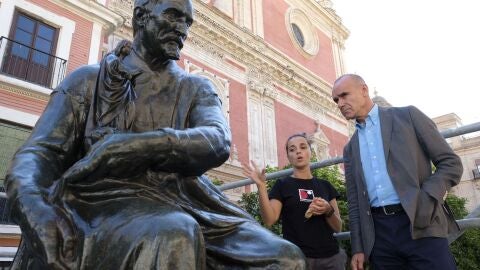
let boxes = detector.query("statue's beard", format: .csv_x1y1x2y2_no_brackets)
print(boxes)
160,41,181,60
142,34,183,62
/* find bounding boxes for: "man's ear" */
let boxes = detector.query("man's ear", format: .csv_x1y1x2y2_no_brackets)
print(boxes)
134,7,148,28
361,84,369,97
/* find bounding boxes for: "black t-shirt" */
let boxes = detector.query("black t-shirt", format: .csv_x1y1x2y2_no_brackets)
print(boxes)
269,176,340,258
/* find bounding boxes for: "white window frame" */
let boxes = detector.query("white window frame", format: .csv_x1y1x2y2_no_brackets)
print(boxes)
0,0,75,91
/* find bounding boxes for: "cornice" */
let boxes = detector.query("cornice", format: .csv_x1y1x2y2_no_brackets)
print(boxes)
109,0,134,28
282,0,349,46
105,0,347,124
0,82,49,101
190,4,343,118
49,0,124,32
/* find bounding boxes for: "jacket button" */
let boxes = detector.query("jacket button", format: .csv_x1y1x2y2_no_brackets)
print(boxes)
363,191,367,196
367,210,370,215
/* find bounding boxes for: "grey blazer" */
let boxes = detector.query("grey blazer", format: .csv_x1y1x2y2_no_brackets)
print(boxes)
343,106,463,260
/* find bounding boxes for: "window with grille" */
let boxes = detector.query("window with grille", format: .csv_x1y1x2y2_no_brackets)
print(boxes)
1,11,59,87
0,121,31,185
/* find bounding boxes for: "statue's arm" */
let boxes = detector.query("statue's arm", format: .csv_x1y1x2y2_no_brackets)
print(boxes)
158,79,231,175
6,90,81,204
61,78,231,182
4,67,93,268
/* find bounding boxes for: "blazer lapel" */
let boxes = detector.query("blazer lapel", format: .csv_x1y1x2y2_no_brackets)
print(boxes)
351,131,368,188
379,107,393,161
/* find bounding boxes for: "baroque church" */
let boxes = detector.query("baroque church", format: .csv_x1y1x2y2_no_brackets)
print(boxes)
0,0,351,202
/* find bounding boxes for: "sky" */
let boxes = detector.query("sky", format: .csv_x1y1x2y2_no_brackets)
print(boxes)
332,0,479,125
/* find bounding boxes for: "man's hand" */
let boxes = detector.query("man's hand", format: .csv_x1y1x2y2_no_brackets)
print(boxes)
351,252,365,270
15,195,77,269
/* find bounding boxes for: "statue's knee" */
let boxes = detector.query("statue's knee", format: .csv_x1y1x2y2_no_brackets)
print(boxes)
152,212,201,242
278,241,306,269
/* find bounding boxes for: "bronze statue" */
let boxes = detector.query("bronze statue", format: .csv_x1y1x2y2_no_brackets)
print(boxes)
5,0,305,269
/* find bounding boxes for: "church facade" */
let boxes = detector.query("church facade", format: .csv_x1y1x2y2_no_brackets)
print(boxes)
0,0,351,201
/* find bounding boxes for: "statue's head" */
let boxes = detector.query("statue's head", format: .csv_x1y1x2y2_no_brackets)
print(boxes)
132,0,194,61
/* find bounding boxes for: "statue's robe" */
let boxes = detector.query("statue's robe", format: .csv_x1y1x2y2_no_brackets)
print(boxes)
7,56,305,269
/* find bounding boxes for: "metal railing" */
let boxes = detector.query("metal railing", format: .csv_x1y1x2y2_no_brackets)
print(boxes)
219,120,480,243
219,121,480,191
0,36,67,89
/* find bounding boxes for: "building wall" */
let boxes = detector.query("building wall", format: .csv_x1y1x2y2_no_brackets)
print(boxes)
28,0,94,73
433,114,480,213
321,124,349,158
262,0,336,83
228,79,249,163
275,101,317,167
0,90,47,115
0,0,352,200
451,138,480,212
180,55,250,165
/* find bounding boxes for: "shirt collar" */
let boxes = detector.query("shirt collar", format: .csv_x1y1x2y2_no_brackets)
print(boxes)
355,104,379,129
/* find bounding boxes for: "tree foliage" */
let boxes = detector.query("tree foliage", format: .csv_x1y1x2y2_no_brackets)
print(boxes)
237,163,480,269
445,194,480,269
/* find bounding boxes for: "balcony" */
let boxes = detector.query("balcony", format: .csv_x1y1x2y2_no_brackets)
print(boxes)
0,36,67,89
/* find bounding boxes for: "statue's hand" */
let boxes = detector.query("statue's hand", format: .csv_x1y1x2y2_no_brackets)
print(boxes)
63,133,166,183
15,195,77,269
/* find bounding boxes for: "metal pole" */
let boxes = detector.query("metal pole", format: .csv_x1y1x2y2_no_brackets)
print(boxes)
219,122,480,191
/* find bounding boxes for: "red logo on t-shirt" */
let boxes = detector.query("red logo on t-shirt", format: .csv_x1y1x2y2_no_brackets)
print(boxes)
298,189,314,202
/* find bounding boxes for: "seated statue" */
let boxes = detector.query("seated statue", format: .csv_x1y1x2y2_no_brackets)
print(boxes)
5,0,305,269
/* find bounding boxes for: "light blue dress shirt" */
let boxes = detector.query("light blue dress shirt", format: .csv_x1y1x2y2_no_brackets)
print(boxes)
356,104,400,207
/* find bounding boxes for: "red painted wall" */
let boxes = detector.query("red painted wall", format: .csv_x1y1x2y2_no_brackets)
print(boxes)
275,101,348,168
0,89,47,115
320,125,348,158
262,0,336,84
228,79,249,164
275,101,317,168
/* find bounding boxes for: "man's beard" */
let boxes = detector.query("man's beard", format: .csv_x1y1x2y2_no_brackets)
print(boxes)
161,41,181,60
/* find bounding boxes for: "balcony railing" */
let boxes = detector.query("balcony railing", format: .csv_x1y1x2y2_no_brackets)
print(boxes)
0,36,67,89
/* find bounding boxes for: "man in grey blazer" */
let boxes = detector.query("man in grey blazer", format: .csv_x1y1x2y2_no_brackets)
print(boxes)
332,74,462,270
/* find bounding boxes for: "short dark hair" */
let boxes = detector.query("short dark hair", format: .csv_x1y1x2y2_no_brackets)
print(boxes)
285,133,312,153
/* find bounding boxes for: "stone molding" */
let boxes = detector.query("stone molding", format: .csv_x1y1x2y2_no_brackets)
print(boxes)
286,0,349,43
109,0,133,27
50,0,125,32
309,120,331,160
0,82,49,101
106,0,349,129
189,2,345,122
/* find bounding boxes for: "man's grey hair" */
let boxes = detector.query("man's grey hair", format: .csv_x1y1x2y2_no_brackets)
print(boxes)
334,74,366,86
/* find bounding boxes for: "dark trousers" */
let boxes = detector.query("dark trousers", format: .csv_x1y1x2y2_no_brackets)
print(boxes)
370,211,456,270
306,249,347,270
